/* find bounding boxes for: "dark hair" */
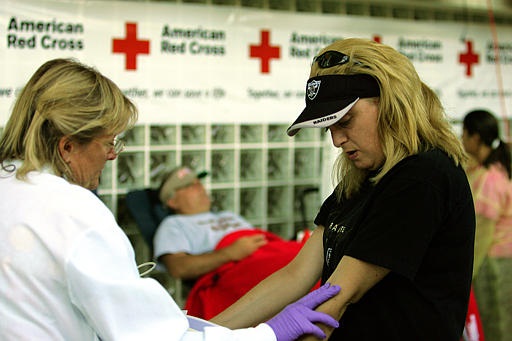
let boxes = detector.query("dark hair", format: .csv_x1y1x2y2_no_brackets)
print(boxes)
463,109,511,178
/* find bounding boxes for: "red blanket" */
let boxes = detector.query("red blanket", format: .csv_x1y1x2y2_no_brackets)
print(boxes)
184,229,305,319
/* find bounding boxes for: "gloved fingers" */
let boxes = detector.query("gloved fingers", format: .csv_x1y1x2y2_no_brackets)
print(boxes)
301,323,327,339
305,310,340,329
299,283,341,308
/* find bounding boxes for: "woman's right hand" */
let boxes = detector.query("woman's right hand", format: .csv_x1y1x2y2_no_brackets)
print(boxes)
265,283,340,341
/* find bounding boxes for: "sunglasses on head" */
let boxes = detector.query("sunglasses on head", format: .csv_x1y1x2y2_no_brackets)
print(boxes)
313,50,360,68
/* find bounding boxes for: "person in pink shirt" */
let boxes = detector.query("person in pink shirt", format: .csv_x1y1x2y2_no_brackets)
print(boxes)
462,109,512,341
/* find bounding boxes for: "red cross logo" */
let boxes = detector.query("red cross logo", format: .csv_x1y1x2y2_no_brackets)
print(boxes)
459,40,479,77
249,30,280,74
113,22,150,71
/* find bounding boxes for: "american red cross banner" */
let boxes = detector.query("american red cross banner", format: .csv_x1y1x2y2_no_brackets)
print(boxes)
0,0,511,125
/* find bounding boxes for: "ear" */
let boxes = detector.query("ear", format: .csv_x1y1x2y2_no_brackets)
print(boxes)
58,136,74,162
166,197,179,211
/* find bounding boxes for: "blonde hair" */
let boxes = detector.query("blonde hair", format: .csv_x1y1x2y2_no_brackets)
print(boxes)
0,58,138,180
310,38,467,198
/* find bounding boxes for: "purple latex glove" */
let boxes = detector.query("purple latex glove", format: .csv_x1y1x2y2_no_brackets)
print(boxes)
266,283,340,341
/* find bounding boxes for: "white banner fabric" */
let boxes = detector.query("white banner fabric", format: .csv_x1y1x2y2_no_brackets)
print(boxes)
0,0,511,125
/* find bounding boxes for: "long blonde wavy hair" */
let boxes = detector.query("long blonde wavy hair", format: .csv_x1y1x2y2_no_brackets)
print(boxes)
0,58,138,181
310,38,467,199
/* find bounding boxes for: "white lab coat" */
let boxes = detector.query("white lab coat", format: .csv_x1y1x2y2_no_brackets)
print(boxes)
0,162,275,341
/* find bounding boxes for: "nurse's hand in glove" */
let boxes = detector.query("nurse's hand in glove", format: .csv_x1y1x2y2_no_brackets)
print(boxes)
265,283,340,341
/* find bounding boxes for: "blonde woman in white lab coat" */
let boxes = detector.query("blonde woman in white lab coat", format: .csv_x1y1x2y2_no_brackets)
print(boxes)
0,58,339,341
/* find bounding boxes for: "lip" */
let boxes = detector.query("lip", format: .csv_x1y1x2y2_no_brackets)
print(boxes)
346,150,358,160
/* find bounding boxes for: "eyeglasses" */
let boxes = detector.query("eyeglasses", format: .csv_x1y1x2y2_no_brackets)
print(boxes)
313,50,358,68
112,136,125,154
92,135,125,155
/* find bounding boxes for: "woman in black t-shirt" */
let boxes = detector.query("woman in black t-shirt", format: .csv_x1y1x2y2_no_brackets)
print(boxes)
212,38,475,341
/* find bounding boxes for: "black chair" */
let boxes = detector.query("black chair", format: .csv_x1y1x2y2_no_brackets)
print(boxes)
125,188,173,250
125,188,189,306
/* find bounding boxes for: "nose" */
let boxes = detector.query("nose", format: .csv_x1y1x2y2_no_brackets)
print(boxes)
107,150,118,160
329,125,348,147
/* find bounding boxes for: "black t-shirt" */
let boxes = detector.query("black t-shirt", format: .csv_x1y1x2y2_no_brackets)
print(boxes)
316,149,475,341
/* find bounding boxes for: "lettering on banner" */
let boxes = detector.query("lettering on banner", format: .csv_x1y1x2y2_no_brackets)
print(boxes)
122,88,149,99
6,17,84,50
458,88,512,99
247,88,305,100
288,32,342,60
0,87,24,98
145,88,226,100
161,25,226,56
247,88,279,100
121,87,226,100
486,41,512,64
0,88,13,98
397,37,443,62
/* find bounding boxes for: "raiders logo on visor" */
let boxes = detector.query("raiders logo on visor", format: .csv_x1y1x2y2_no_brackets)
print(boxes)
307,80,321,100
